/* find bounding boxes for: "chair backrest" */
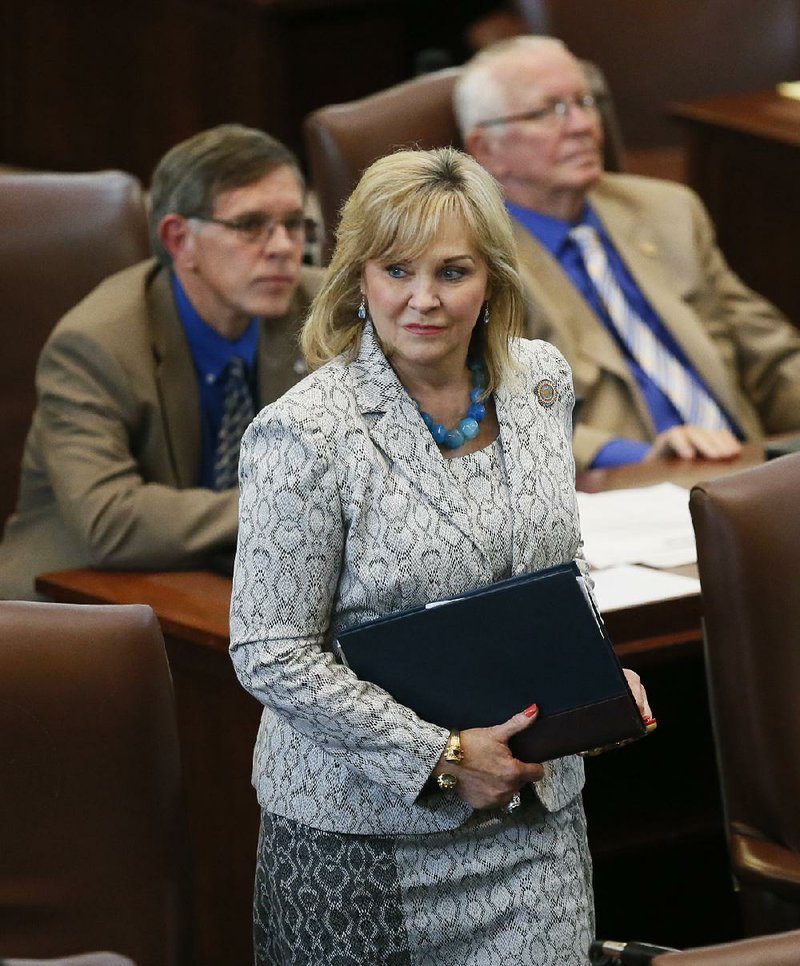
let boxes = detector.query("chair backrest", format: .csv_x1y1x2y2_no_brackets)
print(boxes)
689,455,800,931
0,601,186,966
652,928,800,964
303,61,624,261
0,171,150,527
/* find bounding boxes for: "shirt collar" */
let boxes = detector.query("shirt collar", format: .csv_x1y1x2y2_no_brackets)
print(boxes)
506,199,605,258
171,271,259,382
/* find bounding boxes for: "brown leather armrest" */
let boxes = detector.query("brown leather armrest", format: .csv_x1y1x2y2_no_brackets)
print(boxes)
731,830,800,900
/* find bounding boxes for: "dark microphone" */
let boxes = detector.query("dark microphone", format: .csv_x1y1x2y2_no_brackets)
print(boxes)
589,939,680,965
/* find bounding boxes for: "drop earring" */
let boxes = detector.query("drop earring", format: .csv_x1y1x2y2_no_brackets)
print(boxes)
357,295,367,321
482,301,490,326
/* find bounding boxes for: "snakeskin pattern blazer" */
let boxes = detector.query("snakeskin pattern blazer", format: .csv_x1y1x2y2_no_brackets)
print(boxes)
230,324,587,835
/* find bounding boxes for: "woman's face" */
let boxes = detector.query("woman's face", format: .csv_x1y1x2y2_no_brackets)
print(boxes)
361,218,489,381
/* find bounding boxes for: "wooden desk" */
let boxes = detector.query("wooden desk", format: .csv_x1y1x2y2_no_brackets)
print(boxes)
579,441,765,661
35,443,770,958
672,89,800,326
579,445,767,945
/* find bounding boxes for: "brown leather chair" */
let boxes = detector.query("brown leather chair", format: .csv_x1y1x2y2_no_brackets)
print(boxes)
689,455,800,935
0,171,150,528
0,602,187,966
303,61,625,261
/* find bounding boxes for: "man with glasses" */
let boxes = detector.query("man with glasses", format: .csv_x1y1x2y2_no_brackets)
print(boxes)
456,36,800,471
0,124,322,600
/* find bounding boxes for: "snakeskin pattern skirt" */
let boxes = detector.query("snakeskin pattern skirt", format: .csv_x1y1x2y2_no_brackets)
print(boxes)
253,789,594,965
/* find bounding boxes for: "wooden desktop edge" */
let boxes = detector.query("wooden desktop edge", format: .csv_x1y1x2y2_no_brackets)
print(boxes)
669,88,800,148
35,567,231,652
35,439,775,661
35,563,701,663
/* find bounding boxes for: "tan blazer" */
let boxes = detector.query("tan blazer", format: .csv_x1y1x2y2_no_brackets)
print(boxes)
515,173,800,470
230,324,586,835
0,259,323,600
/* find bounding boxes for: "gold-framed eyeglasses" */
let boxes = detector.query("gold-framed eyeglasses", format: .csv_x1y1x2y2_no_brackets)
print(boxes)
475,92,600,129
192,212,317,246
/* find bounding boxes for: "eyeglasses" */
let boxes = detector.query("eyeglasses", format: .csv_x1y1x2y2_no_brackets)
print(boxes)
475,92,600,129
192,212,317,246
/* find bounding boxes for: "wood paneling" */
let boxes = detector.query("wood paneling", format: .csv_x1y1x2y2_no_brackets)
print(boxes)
0,0,414,179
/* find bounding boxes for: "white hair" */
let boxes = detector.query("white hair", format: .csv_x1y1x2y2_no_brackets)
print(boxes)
454,36,569,138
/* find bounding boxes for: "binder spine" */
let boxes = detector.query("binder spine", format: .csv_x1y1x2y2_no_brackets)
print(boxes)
332,638,350,669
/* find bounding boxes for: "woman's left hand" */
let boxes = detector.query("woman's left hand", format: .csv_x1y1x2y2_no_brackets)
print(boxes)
623,667,654,722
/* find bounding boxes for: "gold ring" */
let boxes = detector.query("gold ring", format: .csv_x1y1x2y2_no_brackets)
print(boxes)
436,773,457,791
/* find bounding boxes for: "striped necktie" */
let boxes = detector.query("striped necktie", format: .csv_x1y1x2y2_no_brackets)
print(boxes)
570,224,731,432
213,356,255,491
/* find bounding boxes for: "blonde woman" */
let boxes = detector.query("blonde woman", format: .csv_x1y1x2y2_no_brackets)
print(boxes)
230,147,650,965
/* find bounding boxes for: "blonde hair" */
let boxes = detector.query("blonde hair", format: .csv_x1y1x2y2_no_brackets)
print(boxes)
301,147,526,394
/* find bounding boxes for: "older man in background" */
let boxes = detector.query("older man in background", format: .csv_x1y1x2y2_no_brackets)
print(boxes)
0,124,322,600
456,36,800,471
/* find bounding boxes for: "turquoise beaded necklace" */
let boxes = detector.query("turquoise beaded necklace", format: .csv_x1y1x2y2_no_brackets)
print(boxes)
413,360,488,451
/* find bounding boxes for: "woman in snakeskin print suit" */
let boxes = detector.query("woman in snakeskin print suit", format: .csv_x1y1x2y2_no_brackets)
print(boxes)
230,148,650,966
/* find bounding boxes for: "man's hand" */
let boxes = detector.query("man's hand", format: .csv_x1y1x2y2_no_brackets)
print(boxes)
645,425,741,462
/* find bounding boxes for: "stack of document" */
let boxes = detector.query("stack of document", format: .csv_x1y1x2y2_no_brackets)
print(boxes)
590,564,701,613
577,483,701,612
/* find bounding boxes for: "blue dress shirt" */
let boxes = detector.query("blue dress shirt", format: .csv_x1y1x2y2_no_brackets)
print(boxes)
171,273,259,488
507,201,737,467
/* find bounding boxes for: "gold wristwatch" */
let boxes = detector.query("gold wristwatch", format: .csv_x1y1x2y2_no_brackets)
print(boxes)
443,729,464,764
436,730,463,791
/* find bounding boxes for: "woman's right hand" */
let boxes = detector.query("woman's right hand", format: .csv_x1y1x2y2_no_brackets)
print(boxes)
432,705,545,810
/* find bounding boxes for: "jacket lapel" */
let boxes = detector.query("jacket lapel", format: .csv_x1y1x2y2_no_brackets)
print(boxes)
146,265,201,488
513,223,635,389
494,377,528,574
349,325,491,566
493,360,576,576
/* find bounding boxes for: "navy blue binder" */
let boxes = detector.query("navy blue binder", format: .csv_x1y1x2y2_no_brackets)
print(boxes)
334,562,645,762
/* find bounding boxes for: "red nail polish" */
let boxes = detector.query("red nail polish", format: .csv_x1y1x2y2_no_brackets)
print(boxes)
524,703,538,718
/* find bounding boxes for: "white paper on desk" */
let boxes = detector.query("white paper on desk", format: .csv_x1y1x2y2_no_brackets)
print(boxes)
577,482,696,569
591,564,701,613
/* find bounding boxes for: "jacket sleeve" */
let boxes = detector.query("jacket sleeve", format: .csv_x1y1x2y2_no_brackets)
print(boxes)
35,325,238,568
229,404,449,803
572,422,619,472
689,189,800,433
